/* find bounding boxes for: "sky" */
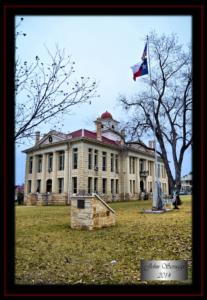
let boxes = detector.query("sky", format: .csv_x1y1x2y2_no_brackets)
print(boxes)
15,15,192,185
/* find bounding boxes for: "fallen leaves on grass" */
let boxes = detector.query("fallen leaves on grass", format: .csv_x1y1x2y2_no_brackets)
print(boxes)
15,196,192,285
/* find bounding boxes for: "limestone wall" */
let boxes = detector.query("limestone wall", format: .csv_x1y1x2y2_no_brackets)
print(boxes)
24,193,37,205
25,193,68,205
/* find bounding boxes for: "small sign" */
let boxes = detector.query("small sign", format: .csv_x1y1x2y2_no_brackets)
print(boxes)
140,260,188,281
77,199,85,209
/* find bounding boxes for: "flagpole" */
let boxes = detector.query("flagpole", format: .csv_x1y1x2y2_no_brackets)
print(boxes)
146,35,159,210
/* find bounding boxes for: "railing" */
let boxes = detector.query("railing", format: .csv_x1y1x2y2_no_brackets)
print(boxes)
140,170,149,177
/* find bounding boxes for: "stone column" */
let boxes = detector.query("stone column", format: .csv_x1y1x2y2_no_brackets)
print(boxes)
24,155,29,194
137,158,140,194
68,147,72,203
52,151,58,193
146,159,149,192
41,153,47,193
64,149,69,193
31,155,37,193
124,156,130,194
106,152,111,196
152,160,155,189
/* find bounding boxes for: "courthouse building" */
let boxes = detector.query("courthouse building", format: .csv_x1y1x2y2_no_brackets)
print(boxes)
23,111,168,205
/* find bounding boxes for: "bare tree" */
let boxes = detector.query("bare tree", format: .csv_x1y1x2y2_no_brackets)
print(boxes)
15,18,99,143
119,32,192,195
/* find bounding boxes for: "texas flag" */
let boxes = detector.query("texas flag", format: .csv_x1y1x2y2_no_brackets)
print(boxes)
141,42,147,60
131,58,148,81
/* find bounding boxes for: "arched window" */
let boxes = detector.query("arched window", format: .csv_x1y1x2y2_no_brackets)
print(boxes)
46,179,52,193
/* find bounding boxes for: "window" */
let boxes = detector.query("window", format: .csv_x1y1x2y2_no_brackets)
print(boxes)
59,151,65,171
111,179,114,194
161,165,166,178
88,148,93,169
37,155,42,173
130,180,135,193
140,159,144,172
36,179,41,193
148,161,153,176
29,157,33,174
132,158,135,174
115,154,119,173
148,181,152,192
163,167,166,178
88,177,92,194
58,178,64,193
73,148,78,169
72,177,77,194
133,180,135,194
116,179,119,194
162,183,166,194
157,164,160,178
129,157,135,174
102,152,107,171
94,177,98,193
46,179,52,193
48,153,53,172
111,153,114,172
28,180,32,193
94,150,98,170
102,178,107,194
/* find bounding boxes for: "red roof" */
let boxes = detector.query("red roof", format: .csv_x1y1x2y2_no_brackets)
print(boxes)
101,111,112,119
69,129,120,146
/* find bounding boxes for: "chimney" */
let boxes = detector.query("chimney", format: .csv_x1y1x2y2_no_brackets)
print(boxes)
120,129,125,145
35,131,40,144
95,118,102,141
148,140,155,149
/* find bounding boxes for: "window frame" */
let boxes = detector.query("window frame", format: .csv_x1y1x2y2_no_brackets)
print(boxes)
72,177,78,194
73,148,78,169
102,151,107,171
48,153,53,172
58,151,65,171
88,148,93,170
29,157,33,174
58,178,64,193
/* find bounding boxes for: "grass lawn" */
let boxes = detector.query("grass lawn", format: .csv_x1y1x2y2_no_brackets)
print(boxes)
15,196,192,285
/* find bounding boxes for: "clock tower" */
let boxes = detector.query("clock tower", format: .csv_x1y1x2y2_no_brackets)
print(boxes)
94,111,121,142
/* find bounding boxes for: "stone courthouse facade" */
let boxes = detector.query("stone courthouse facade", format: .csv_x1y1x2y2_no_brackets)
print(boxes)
23,111,168,205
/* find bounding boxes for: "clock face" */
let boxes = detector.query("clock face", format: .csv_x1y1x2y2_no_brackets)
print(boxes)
48,135,53,143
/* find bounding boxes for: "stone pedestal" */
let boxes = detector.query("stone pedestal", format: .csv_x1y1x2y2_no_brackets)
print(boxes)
71,194,115,230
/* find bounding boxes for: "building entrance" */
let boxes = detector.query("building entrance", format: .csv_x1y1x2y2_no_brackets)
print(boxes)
140,180,144,192
46,179,52,193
